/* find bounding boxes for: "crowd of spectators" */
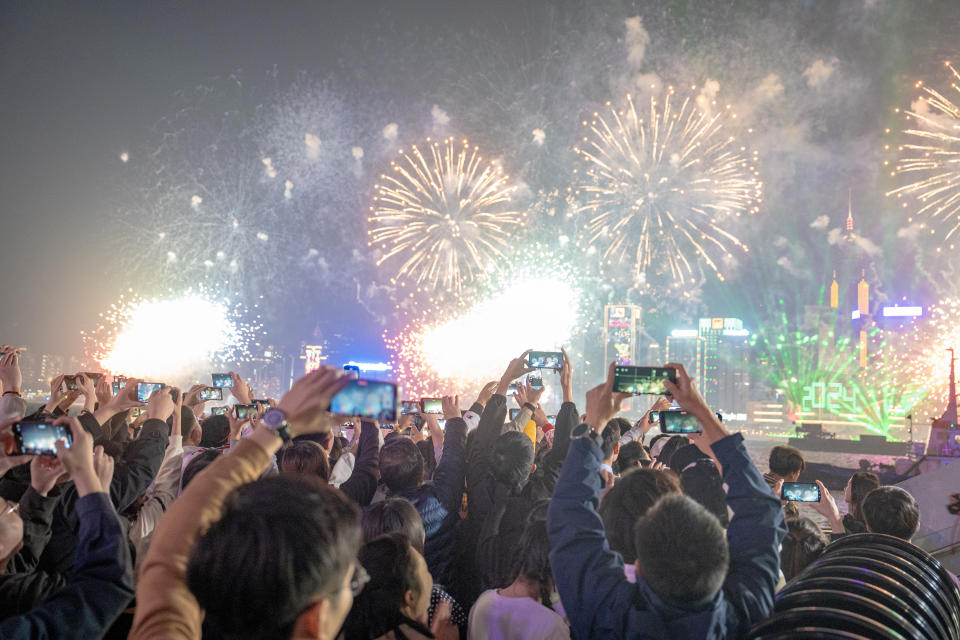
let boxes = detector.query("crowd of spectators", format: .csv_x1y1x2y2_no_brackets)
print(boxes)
0,343,953,639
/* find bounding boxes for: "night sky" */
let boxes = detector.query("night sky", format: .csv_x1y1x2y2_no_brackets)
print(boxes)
2,0,959,362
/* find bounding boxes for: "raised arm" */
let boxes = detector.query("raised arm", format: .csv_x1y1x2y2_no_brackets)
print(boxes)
430,396,467,512
338,419,381,506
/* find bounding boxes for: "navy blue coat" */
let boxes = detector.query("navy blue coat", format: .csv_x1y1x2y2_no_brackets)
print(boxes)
548,433,786,639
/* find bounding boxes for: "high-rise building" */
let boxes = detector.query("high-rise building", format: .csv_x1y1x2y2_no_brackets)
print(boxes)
665,331,704,391
602,305,643,366
698,318,751,418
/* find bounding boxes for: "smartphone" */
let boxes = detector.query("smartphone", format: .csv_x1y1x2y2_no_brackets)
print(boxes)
12,421,72,456
137,382,164,403
659,409,702,434
613,366,677,395
343,364,361,379
330,379,399,422
528,376,544,390
782,482,821,503
401,400,420,415
212,406,229,416
199,387,223,401
130,407,144,418
234,404,258,419
211,373,233,388
84,372,104,383
508,383,518,395
649,411,660,424
62,375,78,392
547,414,556,426
528,351,563,370
420,398,443,415
112,381,122,396
510,408,521,421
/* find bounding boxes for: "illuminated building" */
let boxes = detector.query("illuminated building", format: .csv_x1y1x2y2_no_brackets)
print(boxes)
602,305,642,366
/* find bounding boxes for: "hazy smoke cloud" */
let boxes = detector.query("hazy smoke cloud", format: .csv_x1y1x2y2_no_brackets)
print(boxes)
624,16,650,67
304,133,321,159
351,146,364,160
532,128,546,145
431,104,450,128
751,74,784,104
803,58,838,88
810,215,830,229
897,222,924,239
696,79,720,112
827,228,843,245
854,236,880,255
382,123,398,141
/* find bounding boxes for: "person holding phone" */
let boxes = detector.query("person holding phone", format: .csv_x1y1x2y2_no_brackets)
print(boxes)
547,362,786,639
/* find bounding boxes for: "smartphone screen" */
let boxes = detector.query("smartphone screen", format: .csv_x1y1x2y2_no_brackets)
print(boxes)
112,381,121,396
659,410,702,434
528,351,563,370
343,364,360,380
507,383,518,395
528,375,544,390
420,398,443,415
62,375,77,392
13,422,72,456
330,379,399,422
547,414,556,426
401,400,420,415
509,408,521,421
137,382,164,403
613,366,677,395
234,404,258,419
211,373,233,388
199,387,223,401
212,406,229,416
782,482,821,503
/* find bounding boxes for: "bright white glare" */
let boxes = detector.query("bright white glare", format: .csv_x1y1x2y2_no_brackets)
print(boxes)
100,295,241,382
420,276,579,382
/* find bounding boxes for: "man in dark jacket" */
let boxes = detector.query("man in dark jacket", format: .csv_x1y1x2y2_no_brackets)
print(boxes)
381,395,466,587
547,362,786,639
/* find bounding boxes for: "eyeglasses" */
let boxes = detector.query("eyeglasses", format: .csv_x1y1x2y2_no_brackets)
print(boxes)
350,563,369,597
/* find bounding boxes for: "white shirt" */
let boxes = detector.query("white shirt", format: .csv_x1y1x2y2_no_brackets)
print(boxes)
468,590,570,640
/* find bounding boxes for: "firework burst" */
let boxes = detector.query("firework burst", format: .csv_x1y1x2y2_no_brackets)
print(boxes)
368,137,527,298
572,88,762,288
887,62,960,246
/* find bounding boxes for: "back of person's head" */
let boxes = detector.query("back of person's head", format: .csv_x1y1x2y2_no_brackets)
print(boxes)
647,433,670,456
199,414,230,448
769,445,805,478
862,486,920,540
181,449,222,492
607,417,632,438
847,471,881,521
169,406,200,444
634,494,729,602
679,459,729,527
492,430,534,489
780,517,828,581
600,421,621,461
616,441,650,474
669,444,709,474
505,517,555,606
656,435,686,468
343,533,431,640
379,438,424,492
362,498,426,555
329,433,345,467
187,474,361,640
279,440,331,481
599,469,681,564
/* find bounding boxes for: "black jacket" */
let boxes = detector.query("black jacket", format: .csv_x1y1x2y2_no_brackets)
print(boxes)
339,419,381,506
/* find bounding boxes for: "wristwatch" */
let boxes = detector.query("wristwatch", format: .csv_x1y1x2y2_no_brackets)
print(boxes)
261,408,291,443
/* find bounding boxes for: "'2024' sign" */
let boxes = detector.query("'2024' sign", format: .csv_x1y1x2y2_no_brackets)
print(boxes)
801,381,860,413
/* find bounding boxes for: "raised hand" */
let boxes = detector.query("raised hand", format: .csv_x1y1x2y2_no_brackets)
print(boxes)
229,372,252,404
277,366,352,438
75,374,97,412
0,349,22,395
584,362,632,431
146,386,176,421
560,348,573,403
497,350,535,396
475,380,498,407
29,455,65,497
663,362,728,445
513,379,544,409
52,416,101,497
441,395,460,420
95,377,113,409
92,444,115,493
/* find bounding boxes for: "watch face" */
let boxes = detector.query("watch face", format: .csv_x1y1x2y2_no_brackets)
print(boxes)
262,408,285,429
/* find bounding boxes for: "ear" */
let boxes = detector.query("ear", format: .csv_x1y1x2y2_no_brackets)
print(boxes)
614,442,620,456
530,463,537,474
293,599,326,639
404,587,418,611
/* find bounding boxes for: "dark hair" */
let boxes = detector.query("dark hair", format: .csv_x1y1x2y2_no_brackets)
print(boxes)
607,417,632,438
769,445,806,477
780,517,827,581
862,486,920,540
647,433,671,453
492,431,534,489
187,475,361,640
168,406,199,442
343,533,425,640
279,441,331,481
199,415,230,448
504,517,555,608
329,434,345,468
668,444,709,474
379,438,424,492
634,494,729,602
181,449,222,492
599,469,681,563
599,421,621,460
362,499,426,554
416,438,437,482
616,441,650,474
656,435,686,468
679,459,729,527
848,471,881,522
